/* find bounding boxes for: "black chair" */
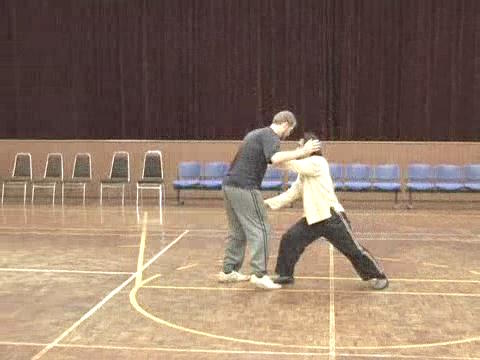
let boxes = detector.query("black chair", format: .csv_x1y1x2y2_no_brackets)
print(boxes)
137,150,165,223
1,153,32,205
100,151,130,206
31,153,63,205
62,153,92,206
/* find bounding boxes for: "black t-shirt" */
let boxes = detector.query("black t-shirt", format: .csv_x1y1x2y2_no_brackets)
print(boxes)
223,127,280,190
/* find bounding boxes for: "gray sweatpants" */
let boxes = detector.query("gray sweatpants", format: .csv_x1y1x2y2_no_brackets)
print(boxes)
222,185,270,277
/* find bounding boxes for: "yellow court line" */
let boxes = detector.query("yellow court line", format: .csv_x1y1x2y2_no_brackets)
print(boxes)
328,244,336,359
133,276,480,351
30,224,189,360
135,212,148,287
470,270,480,276
131,275,329,350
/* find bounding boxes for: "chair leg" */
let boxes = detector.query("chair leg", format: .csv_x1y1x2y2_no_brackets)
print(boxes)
176,189,181,205
31,185,35,205
394,190,398,204
82,184,86,206
61,183,64,206
23,183,27,206
159,186,163,225
162,184,165,209
100,184,103,206
52,184,56,206
1,183,4,205
136,186,139,209
122,185,125,206
407,190,413,209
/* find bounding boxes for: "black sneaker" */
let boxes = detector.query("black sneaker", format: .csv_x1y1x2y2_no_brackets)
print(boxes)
273,275,295,284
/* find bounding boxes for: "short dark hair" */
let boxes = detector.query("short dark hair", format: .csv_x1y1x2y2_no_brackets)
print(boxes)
301,132,323,156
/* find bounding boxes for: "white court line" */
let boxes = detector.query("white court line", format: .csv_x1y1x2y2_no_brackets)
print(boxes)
0,225,477,238
30,228,190,360
0,268,133,275
143,285,480,298
176,263,198,271
337,353,480,360
0,230,180,237
329,244,336,360
2,232,477,242
296,276,480,284
0,341,328,356
422,262,449,268
3,268,477,284
3,342,479,359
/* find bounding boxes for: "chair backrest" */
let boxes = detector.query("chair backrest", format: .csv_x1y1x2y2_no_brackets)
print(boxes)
72,153,92,179
142,150,163,179
374,164,400,182
434,164,464,183
12,153,32,179
329,163,343,180
44,153,63,179
223,163,230,175
203,162,228,179
465,164,480,181
345,163,371,181
408,164,433,181
110,151,130,180
264,167,283,180
288,170,297,182
178,161,201,179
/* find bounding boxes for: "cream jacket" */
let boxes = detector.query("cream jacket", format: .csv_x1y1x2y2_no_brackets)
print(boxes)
265,156,344,225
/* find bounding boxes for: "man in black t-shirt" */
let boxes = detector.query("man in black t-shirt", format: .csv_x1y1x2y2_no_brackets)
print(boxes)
218,111,321,289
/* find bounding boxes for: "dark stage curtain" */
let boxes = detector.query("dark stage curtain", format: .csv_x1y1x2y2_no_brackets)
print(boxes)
1,0,479,140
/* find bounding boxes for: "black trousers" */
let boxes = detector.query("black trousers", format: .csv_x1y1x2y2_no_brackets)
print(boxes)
275,209,386,280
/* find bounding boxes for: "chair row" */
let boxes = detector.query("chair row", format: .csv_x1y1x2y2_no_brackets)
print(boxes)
1,151,165,211
329,163,480,205
173,161,230,204
173,161,480,205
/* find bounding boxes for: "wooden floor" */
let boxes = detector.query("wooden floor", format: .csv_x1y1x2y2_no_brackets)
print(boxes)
1,201,480,359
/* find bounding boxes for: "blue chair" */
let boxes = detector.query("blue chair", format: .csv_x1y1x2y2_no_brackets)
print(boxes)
372,164,401,203
200,162,228,190
434,165,465,192
286,170,298,188
173,161,202,204
261,167,284,191
465,164,480,191
329,163,344,190
406,164,435,207
344,164,372,191
223,162,230,176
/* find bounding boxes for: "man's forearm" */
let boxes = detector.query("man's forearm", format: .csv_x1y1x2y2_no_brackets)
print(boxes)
270,148,305,164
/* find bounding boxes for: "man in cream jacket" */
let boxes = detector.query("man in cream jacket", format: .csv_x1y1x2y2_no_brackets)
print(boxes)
265,132,389,290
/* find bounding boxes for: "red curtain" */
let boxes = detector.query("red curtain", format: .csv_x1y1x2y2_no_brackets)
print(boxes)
1,0,479,140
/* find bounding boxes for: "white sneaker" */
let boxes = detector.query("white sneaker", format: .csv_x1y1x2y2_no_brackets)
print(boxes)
250,274,282,289
217,271,250,283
